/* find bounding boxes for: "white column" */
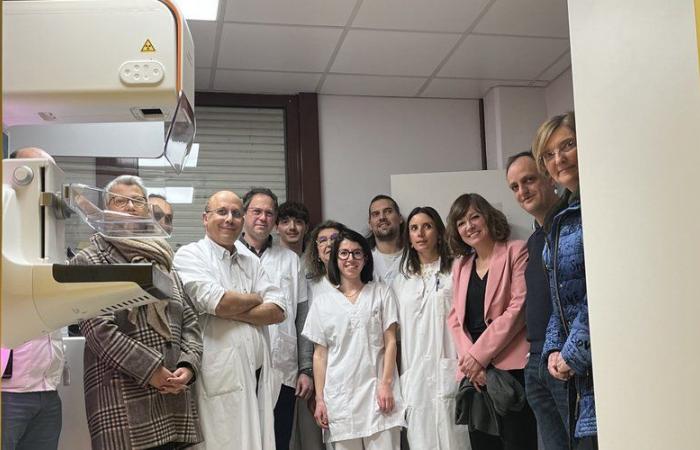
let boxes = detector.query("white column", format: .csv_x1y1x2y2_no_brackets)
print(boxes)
483,86,547,169
569,0,700,448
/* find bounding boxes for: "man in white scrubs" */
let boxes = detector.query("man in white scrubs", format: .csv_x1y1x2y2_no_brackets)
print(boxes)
236,188,311,450
367,195,404,285
174,190,286,450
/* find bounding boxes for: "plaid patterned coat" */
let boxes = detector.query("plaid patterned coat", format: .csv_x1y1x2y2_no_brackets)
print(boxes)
73,235,203,450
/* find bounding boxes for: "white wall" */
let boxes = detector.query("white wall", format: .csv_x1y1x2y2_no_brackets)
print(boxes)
544,68,574,117
570,0,700,448
318,95,482,231
391,170,532,241
484,86,548,169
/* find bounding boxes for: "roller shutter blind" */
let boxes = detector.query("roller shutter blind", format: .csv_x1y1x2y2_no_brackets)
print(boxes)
139,106,287,250
55,106,287,252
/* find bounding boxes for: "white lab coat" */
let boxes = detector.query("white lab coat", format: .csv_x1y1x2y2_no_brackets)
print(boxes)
174,236,286,450
391,260,469,449
302,281,406,443
236,240,307,389
372,248,402,285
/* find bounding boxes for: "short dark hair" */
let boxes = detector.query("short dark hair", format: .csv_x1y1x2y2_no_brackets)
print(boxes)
303,220,347,281
446,193,510,257
327,229,374,285
505,150,535,173
242,187,279,212
365,194,405,249
148,193,167,201
277,201,309,225
400,206,453,277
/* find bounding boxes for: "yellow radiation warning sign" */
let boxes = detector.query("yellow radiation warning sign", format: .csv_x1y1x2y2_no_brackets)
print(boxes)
141,39,156,53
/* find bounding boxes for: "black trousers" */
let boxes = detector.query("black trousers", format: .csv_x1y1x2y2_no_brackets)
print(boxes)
468,369,539,450
274,384,297,450
575,436,598,450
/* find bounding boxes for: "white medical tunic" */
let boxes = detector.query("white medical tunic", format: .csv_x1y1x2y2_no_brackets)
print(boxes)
307,276,334,300
174,236,286,450
372,248,402,285
236,241,307,388
391,260,469,449
302,281,406,443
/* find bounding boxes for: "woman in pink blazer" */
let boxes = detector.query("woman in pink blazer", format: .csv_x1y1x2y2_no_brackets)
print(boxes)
445,193,537,450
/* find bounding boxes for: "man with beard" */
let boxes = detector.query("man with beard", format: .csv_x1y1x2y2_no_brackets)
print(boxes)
366,195,404,285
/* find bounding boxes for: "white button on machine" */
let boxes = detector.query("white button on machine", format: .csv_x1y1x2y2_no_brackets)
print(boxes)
12,165,34,186
119,61,165,85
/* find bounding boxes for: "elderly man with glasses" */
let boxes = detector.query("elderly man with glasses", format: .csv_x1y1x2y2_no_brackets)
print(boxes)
72,174,204,450
173,190,286,450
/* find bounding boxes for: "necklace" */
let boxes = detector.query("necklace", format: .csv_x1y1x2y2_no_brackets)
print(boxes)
340,286,362,298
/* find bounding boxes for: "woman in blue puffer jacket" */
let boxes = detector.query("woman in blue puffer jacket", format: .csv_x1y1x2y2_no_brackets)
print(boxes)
532,111,598,450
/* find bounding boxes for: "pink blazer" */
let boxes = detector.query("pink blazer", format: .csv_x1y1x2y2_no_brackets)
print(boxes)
447,240,529,377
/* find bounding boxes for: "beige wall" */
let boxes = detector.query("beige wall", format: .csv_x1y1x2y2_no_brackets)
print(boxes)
570,0,700,448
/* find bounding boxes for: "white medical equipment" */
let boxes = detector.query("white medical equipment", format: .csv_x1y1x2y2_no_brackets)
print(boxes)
2,0,196,348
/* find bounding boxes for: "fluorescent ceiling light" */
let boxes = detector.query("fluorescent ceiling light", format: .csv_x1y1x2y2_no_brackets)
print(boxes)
139,143,199,169
176,0,219,21
148,187,195,204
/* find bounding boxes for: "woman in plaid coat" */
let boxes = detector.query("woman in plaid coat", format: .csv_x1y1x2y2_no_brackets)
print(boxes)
72,175,203,450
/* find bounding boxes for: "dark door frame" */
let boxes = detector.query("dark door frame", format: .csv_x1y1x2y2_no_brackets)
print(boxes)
195,92,323,226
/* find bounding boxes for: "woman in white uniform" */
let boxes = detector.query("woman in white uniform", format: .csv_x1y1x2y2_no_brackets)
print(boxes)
302,229,405,450
392,206,470,449
292,221,347,450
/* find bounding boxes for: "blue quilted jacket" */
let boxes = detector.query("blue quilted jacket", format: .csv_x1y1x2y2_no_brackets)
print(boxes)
542,190,597,438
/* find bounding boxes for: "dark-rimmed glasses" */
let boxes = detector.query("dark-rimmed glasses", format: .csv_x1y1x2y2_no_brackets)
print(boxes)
338,249,365,260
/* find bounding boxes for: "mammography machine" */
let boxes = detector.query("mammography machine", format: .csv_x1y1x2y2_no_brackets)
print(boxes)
2,0,196,348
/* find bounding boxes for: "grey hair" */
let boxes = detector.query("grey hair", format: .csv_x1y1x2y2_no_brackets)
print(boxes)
104,175,148,200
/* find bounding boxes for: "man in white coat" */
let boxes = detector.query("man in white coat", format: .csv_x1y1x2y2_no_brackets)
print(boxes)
174,190,286,450
366,195,404,285
236,188,311,450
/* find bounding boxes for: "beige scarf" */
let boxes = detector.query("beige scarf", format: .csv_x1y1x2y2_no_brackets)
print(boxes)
102,236,174,340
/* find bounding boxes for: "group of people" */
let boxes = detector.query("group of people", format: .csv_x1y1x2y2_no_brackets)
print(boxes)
2,110,596,450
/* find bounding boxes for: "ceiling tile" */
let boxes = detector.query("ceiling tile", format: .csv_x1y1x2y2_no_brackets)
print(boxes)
320,75,426,97
217,23,342,72
439,34,569,79
353,0,490,32
537,51,570,80
331,30,460,76
195,69,212,90
213,70,321,94
421,78,533,98
224,0,357,26
474,0,569,38
188,20,218,67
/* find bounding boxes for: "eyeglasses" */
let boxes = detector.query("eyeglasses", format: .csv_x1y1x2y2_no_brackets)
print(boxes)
205,208,244,219
316,233,339,245
248,208,275,219
338,249,365,260
541,138,577,163
109,194,148,210
152,208,173,225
